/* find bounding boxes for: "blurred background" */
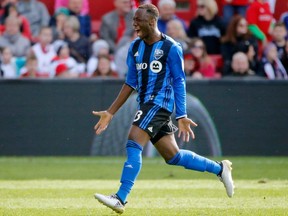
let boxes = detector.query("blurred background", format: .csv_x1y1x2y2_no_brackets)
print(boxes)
0,0,288,157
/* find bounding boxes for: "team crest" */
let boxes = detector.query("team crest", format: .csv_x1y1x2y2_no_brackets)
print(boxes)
154,49,164,60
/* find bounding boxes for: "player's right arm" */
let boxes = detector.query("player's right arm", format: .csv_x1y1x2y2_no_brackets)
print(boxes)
93,40,138,135
93,84,134,135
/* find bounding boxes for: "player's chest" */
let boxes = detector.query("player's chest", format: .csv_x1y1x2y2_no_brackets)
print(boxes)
134,48,166,74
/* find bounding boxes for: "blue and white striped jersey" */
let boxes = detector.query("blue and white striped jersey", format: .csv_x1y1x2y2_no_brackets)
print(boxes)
125,34,187,120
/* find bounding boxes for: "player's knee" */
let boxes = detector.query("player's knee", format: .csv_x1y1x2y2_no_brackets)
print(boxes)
166,152,181,165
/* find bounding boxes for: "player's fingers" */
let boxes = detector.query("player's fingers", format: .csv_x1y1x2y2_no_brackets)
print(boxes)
190,130,195,140
94,122,100,131
189,119,198,127
96,125,107,135
185,132,189,142
92,111,101,116
178,130,182,139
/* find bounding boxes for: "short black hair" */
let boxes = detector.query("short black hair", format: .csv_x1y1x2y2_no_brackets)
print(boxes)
138,3,159,21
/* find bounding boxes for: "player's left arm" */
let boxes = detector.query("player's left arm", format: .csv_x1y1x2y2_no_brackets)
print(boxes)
168,44,197,142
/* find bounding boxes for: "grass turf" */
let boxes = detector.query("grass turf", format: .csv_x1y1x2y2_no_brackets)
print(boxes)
0,157,287,215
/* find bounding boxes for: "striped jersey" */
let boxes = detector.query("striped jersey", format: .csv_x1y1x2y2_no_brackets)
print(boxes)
125,34,187,119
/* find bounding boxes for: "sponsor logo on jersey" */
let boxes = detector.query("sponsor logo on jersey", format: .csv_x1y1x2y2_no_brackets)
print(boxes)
136,63,148,70
150,60,162,73
154,49,164,60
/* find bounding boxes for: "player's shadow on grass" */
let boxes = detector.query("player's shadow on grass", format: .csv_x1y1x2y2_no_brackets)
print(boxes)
90,93,222,157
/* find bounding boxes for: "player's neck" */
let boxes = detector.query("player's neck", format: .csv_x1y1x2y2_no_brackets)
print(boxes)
144,30,162,45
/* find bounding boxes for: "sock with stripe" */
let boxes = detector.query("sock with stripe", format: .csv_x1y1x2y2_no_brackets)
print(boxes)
166,149,221,175
116,140,143,203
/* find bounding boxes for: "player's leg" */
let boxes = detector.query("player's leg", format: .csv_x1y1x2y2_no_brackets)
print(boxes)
153,130,234,197
95,104,162,213
95,125,150,214
154,134,222,175
116,125,150,204
115,105,174,203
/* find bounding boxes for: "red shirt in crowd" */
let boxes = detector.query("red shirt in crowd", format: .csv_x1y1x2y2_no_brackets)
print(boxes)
222,0,250,6
246,1,274,41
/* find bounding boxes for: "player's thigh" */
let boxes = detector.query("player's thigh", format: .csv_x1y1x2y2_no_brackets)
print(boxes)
154,134,179,161
128,125,151,147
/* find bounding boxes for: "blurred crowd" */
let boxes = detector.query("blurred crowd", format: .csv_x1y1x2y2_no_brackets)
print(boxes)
0,0,287,80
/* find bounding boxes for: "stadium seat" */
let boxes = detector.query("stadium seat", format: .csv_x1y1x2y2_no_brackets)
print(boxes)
209,54,223,75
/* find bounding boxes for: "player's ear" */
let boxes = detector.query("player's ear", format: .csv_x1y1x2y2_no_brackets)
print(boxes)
148,17,155,26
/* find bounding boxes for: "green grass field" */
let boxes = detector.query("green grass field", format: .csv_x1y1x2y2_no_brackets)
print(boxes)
0,157,287,216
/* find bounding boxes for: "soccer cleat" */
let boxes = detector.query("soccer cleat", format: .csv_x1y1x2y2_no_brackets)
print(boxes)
94,193,125,214
218,160,235,198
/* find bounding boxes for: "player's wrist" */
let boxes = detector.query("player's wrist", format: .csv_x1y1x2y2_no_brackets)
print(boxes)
106,110,114,118
176,115,187,121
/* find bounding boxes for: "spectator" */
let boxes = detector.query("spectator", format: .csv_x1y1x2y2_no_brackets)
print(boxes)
224,51,259,79
0,0,13,24
49,7,70,40
51,41,82,78
183,52,201,78
222,0,252,27
281,40,288,71
0,46,17,78
0,16,30,57
0,3,32,41
91,54,118,78
17,0,50,38
187,0,226,54
63,16,90,63
221,15,258,75
189,37,216,78
67,0,91,37
131,0,151,9
114,31,137,78
30,27,56,77
157,0,187,34
87,39,116,77
21,55,46,78
271,22,287,60
166,19,190,52
246,0,274,43
55,0,89,15
279,3,288,31
267,0,276,14
237,40,261,74
260,42,287,79
99,0,134,53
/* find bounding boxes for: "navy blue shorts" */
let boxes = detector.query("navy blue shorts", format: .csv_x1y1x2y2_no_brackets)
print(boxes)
132,103,178,144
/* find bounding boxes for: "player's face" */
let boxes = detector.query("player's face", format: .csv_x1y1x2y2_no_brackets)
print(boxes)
133,9,151,39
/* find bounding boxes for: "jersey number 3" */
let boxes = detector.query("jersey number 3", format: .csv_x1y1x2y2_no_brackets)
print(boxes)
133,110,143,122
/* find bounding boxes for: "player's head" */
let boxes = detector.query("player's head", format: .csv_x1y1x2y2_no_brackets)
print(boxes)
133,3,159,39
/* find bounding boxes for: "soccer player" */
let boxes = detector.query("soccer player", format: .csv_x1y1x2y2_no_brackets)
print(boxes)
93,3,234,214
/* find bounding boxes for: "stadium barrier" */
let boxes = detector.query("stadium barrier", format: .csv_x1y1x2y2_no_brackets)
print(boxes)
0,79,287,156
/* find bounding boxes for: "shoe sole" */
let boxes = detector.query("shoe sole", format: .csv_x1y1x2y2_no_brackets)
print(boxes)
94,194,124,214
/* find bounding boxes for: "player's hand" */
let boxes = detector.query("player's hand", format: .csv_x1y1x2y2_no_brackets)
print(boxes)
177,117,198,142
92,111,113,135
